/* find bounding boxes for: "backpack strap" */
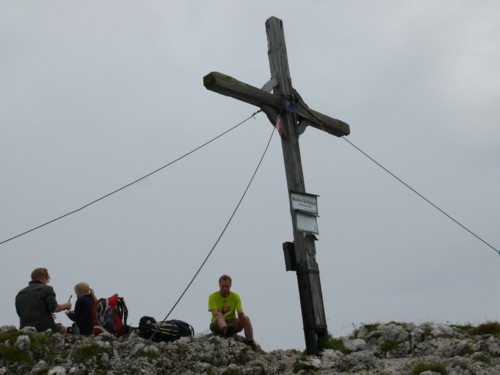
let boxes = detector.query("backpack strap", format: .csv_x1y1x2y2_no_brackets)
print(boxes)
115,297,127,336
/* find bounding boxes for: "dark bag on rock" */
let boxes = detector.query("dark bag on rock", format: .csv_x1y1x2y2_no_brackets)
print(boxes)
138,315,194,342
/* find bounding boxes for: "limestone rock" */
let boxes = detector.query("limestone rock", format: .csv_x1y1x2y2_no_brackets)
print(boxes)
1,322,500,374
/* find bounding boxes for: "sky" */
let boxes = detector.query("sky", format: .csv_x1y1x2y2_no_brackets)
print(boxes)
1,1,499,352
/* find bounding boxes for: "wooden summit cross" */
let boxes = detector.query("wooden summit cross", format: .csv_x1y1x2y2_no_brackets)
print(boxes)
203,16,350,355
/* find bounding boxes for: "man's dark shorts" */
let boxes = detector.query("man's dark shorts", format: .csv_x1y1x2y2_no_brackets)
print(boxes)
210,319,237,334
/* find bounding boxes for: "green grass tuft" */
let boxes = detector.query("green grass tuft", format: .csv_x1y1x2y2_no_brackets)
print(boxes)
72,343,110,364
0,344,34,367
319,337,351,354
412,362,448,375
451,321,500,336
380,340,399,353
470,321,500,336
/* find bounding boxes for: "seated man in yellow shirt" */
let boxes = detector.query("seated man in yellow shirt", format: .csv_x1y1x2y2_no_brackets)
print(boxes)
208,274,255,348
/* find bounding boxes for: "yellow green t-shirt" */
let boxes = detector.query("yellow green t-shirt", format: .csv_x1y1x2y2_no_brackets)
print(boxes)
208,291,242,321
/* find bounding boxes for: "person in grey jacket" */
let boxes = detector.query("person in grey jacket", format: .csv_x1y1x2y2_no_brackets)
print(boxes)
15,267,72,333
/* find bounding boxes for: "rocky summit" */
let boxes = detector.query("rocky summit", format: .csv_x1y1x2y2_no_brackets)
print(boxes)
2,321,500,374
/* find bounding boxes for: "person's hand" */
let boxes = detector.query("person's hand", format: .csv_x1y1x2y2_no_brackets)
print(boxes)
65,302,72,310
222,305,230,313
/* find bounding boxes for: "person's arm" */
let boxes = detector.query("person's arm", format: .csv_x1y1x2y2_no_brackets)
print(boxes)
54,302,71,312
235,293,244,318
208,293,222,316
45,286,70,313
211,308,222,316
65,309,76,321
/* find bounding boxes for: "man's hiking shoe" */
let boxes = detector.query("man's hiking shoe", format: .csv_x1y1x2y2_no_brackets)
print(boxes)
246,340,259,351
223,324,235,338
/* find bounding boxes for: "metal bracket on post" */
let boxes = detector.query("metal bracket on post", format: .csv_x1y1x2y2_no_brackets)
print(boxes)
282,241,297,271
261,76,278,92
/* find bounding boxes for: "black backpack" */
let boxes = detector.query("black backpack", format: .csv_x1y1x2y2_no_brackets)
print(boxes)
138,316,194,342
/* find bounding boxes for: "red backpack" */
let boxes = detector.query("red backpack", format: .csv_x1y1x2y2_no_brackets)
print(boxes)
92,294,129,337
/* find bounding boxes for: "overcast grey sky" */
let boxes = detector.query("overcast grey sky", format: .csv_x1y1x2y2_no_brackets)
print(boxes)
1,1,499,351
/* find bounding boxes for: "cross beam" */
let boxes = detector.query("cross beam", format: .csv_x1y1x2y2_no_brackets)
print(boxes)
203,72,350,137
204,16,350,355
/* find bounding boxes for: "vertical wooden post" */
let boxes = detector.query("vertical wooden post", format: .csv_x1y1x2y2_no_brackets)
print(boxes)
266,17,327,355
204,15,350,354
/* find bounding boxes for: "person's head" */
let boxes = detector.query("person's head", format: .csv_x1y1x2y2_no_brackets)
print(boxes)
218,274,232,297
74,282,90,297
74,282,97,301
31,268,50,284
